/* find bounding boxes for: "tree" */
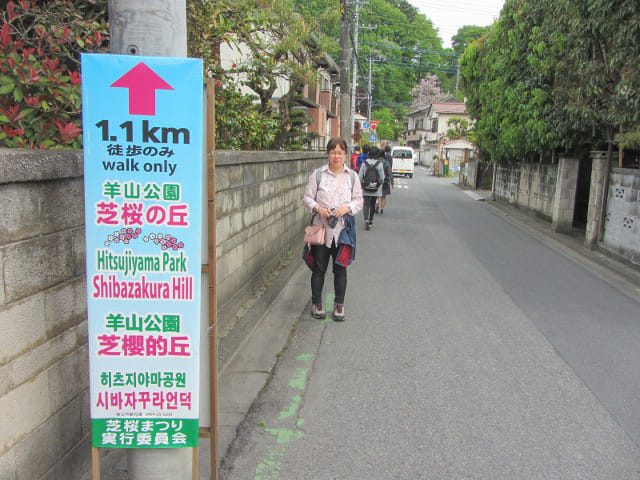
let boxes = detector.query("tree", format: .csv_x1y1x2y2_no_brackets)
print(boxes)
551,0,640,157
461,0,640,165
241,6,324,149
410,74,443,108
372,107,401,141
187,0,280,150
187,0,332,150
213,81,279,150
460,0,563,164
451,25,490,56
445,117,473,140
342,0,443,114
187,0,262,77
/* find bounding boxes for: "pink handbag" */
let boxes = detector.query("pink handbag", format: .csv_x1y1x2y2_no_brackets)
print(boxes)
304,169,348,247
304,223,325,247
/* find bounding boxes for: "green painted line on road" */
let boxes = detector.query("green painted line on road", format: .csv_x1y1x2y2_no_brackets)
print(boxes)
264,427,304,444
297,353,314,362
278,395,302,420
319,293,335,322
253,332,319,477
289,368,307,390
254,446,284,480
324,293,335,311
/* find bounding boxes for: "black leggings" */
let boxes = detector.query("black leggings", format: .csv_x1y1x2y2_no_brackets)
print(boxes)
363,196,377,221
310,242,347,305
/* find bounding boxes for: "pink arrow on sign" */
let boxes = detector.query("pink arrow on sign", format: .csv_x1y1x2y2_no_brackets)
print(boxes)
110,62,174,116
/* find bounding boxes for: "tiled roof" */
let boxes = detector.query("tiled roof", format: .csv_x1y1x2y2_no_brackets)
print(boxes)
407,106,430,116
431,102,467,114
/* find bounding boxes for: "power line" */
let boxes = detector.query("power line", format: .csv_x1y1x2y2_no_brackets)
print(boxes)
360,41,460,58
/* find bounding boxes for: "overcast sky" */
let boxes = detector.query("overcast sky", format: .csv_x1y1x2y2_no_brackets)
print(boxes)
411,0,506,48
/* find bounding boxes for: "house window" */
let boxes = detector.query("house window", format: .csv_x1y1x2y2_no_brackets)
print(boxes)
320,72,331,92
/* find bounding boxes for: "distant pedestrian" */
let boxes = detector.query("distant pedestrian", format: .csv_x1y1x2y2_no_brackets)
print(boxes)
303,137,364,321
359,146,385,230
356,144,369,171
379,146,394,214
351,145,361,171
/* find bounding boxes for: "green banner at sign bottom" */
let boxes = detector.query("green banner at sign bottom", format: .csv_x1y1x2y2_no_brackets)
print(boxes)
92,418,199,448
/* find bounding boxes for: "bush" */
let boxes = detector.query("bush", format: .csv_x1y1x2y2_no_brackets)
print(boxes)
0,0,108,149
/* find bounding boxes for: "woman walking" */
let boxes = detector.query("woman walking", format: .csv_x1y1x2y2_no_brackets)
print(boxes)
303,137,363,321
359,146,386,230
379,145,394,214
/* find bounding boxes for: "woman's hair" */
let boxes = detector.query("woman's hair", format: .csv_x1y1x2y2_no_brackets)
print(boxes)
326,137,347,152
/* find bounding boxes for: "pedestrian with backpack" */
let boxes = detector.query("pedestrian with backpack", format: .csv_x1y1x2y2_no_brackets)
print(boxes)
358,146,385,230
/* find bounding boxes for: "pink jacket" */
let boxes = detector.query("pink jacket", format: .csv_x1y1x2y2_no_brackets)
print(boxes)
303,165,363,248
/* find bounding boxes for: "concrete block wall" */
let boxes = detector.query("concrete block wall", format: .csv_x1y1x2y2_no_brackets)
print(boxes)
495,163,558,220
601,168,640,265
494,164,520,203
214,151,325,336
0,149,92,480
0,148,326,480
517,163,557,219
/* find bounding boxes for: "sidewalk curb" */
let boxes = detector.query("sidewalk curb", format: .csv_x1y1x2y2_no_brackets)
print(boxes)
200,262,311,474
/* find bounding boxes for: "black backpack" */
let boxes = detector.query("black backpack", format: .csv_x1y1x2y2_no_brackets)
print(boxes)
362,160,382,192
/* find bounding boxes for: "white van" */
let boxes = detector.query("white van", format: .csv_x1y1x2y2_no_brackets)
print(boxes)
390,146,415,178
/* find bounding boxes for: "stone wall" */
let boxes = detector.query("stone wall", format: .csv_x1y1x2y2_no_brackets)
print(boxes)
601,168,640,265
0,148,325,480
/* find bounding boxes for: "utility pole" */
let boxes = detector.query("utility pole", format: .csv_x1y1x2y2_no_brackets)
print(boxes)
108,2,194,480
368,52,373,121
339,0,352,146
350,0,360,146
109,0,187,57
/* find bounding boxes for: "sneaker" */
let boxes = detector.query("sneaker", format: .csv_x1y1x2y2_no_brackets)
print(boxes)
333,304,346,321
365,220,370,230
311,303,326,319
380,209,383,215
368,219,374,227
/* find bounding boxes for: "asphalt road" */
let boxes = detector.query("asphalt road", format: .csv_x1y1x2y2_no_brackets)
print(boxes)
219,168,640,480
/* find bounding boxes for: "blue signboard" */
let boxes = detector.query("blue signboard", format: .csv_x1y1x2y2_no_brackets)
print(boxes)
369,131,378,142
81,54,203,448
